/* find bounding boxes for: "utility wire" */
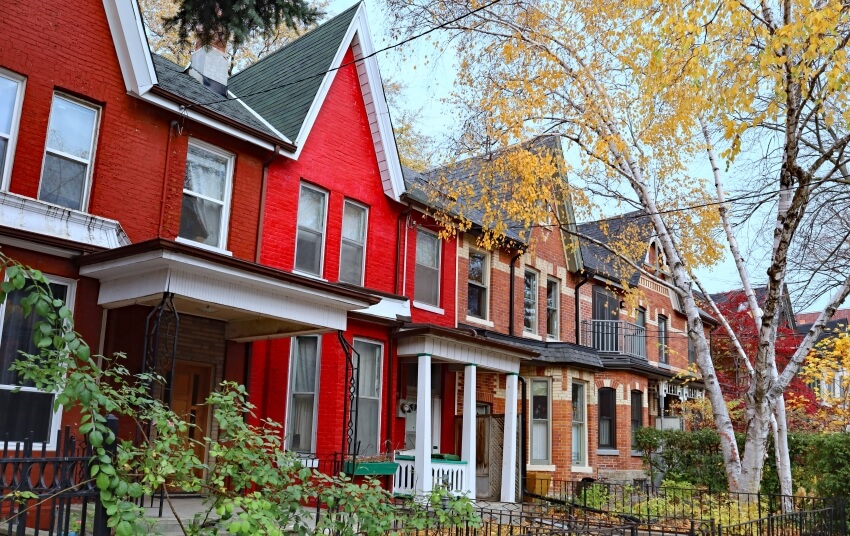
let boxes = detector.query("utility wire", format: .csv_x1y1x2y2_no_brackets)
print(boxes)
184,0,504,109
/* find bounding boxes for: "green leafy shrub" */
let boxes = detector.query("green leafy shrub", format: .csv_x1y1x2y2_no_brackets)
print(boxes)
633,428,727,490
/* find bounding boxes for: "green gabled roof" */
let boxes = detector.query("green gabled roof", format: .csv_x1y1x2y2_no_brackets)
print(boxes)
228,4,360,142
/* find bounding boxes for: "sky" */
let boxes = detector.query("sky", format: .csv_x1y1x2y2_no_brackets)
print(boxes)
325,0,829,315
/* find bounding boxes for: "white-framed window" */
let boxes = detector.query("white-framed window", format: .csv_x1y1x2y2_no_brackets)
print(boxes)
414,228,441,306
598,387,617,449
0,275,75,448
546,278,559,339
467,250,488,319
339,200,368,285
178,139,235,251
352,339,382,456
294,183,328,276
631,390,643,450
658,315,669,364
571,382,586,465
523,270,538,333
286,336,320,453
38,93,100,211
0,69,25,190
530,378,551,465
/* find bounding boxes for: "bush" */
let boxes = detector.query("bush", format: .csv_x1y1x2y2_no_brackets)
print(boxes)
633,428,727,491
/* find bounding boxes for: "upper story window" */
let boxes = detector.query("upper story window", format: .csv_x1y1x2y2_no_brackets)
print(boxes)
688,336,696,365
467,250,488,319
0,70,25,190
523,270,538,333
295,183,328,276
546,278,559,339
658,315,669,364
339,200,368,285
414,229,441,306
636,307,647,358
1,276,74,447
572,382,586,465
38,94,100,211
178,140,234,251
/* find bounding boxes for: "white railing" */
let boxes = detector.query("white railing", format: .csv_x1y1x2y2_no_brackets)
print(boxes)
393,456,471,496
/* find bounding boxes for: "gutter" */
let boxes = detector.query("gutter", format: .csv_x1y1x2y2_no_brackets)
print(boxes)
147,86,297,153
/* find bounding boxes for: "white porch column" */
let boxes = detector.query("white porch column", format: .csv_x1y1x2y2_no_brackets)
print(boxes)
461,364,477,498
501,373,519,502
414,354,432,494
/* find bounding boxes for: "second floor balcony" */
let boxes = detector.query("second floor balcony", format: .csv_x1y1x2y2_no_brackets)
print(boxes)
581,319,647,360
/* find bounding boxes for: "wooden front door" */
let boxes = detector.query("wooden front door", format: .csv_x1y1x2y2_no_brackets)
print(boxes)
171,362,213,478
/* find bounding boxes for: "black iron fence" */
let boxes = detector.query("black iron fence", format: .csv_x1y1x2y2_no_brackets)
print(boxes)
522,478,847,536
0,421,114,536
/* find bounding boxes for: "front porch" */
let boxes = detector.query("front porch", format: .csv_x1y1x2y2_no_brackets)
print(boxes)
392,326,537,501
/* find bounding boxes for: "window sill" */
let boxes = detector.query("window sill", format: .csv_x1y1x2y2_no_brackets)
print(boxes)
291,269,328,282
465,316,494,328
571,465,593,474
631,450,643,457
657,362,672,370
546,335,559,342
175,236,233,256
522,332,543,341
413,301,444,315
526,464,556,472
597,449,620,456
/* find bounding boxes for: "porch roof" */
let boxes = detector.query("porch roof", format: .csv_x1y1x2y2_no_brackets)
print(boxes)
77,239,379,341
393,324,538,373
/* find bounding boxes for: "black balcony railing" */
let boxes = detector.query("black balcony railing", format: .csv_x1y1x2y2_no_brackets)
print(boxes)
582,319,647,359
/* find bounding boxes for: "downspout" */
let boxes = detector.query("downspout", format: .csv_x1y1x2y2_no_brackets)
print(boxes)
255,145,282,263
508,252,523,336
574,272,590,344
158,121,178,237
518,375,528,500
395,206,413,294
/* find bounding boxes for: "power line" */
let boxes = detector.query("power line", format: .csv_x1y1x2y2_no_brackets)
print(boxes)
185,0,504,110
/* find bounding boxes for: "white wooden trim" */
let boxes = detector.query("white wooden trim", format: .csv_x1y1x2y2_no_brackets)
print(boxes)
0,274,76,451
294,182,329,277
101,0,158,95
339,199,368,286
396,334,523,373
0,69,26,191
0,190,130,249
285,335,322,453
181,138,235,252
352,337,383,455
412,301,444,315
414,227,441,308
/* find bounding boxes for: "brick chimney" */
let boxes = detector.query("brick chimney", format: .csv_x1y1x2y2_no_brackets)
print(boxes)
188,38,229,96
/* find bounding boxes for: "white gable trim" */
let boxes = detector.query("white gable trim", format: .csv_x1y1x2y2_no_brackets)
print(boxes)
102,0,158,95
228,91,294,144
290,4,406,201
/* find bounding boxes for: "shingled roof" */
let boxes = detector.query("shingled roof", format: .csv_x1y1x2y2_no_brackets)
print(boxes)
459,324,604,369
576,211,652,285
228,4,359,142
401,135,568,244
150,54,287,142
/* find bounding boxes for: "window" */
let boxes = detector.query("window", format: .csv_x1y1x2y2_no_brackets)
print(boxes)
635,308,647,358
339,201,368,285
572,382,586,465
414,229,440,306
530,379,550,464
38,94,100,211
523,270,538,333
352,340,382,455
658,315,669,364
178,140,234,250
467,251,488,319
598,387,616,449
688,336,695,365
631,391,643,449
0,70,24,189
287,336,320,452
546,278,559,339
1,277,73,445
295,184,328,276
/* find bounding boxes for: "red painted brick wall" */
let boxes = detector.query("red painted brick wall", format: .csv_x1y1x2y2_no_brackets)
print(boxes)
0,0,268,260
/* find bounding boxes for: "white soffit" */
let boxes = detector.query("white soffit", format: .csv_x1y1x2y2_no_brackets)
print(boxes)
0,191,130,250
79,249,373,333
102,0,158,95
396,334,523,373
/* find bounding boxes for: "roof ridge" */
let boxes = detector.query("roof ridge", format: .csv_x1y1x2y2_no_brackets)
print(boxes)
231,2,360,82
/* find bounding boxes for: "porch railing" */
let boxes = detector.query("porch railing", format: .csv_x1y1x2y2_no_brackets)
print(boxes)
582,319,647,359
393,455,470,496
